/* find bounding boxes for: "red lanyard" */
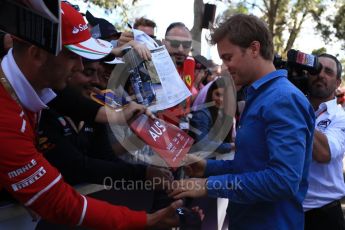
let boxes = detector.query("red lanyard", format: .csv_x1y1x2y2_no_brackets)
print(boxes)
316,108,327,119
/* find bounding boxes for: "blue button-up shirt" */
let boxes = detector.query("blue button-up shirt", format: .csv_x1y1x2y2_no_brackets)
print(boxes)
205,70,315,229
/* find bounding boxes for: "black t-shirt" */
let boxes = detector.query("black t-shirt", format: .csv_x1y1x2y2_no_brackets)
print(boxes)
49,86,101,123
40,89,147,185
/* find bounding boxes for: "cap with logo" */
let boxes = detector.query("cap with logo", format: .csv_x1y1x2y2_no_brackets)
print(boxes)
61,2,113,60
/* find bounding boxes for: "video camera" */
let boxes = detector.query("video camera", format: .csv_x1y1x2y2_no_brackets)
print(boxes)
273,49,323,94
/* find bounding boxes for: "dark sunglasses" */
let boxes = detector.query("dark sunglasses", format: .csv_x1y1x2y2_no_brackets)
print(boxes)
166,39,192,49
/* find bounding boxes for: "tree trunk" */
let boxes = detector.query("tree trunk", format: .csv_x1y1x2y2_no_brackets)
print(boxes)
284,12,307,52
191,0,204,55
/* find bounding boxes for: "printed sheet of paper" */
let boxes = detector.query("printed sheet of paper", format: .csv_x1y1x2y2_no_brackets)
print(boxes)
148,46,191,111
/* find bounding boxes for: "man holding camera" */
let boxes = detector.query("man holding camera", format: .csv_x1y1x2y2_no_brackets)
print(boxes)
303,54,345,230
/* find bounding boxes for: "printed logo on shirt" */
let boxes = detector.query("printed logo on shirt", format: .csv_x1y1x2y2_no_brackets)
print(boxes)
72,27,79,34
58,117,67,127
19,111,27,133
317,119,331,131
176,208,184,215
83,127,94,133
184,75,192,87
8,159,37,179
72,24,88,34
11,167,46,192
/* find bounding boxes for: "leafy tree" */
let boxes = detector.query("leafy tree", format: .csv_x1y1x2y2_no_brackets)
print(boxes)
313,0,344,46
83,0,138,28
88,0,228,55
219,0,326,56
217,2,249,23
84,0,342,59
333,4,345,45
85,0,138,9
311,47,327,56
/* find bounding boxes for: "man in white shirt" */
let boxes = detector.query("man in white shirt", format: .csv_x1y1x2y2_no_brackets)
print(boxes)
303,53,345,230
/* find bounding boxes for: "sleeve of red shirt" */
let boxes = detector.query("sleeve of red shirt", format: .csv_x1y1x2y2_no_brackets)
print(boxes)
0,94,146,229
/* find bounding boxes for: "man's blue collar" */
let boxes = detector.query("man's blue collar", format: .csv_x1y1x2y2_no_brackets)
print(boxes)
251,69,288,90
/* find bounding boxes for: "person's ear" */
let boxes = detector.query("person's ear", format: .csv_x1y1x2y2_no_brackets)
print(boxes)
249,41,261,58
336,78,341,88
27,45,48,68
162,38,168,46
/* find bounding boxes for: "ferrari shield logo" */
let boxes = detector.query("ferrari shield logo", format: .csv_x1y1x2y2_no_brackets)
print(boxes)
184,75,192,87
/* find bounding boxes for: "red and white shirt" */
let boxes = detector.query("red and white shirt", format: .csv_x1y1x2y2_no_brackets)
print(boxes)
0,49,146,229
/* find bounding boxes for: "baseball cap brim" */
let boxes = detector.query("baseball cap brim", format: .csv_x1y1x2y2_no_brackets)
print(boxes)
65,37,113,60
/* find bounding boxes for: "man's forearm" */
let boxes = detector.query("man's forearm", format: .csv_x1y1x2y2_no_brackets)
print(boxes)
95,106,129,124
312,130,331,163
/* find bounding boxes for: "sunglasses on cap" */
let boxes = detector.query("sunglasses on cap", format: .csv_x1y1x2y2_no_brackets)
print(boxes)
166,39,192,49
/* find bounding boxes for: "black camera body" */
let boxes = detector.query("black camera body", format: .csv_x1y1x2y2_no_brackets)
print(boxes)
274,49,322,94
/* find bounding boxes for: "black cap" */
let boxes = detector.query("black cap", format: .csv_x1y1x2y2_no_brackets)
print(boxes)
194,55,211,69
85,11,121,40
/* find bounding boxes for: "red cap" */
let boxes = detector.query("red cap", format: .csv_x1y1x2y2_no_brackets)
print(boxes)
61,2,112,60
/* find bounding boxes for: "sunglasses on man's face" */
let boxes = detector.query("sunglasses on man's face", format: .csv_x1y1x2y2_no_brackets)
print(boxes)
166,39,192,49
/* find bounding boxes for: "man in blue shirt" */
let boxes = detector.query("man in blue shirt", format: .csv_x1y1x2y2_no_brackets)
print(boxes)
169,14,315,229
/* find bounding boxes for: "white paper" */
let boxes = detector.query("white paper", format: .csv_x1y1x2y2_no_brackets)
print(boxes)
132,28,158,50
148,46,191,111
